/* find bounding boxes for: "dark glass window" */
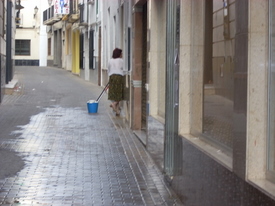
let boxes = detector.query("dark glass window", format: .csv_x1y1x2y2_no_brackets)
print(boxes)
15,40,30,56
202,1,235,152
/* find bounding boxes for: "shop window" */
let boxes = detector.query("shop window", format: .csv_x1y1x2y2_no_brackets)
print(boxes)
15,40,30,56
203,1,235,153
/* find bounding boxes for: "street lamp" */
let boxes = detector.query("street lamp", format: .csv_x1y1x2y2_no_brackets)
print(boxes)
33,6,38,18
48,0,53,7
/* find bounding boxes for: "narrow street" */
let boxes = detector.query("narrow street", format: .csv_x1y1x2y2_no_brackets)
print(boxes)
0,66,182,206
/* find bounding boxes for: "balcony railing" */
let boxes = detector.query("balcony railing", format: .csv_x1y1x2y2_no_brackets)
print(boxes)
79,3,88,27
43,5,62,25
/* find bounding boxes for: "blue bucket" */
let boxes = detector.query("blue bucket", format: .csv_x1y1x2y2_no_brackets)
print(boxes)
87,100,98,113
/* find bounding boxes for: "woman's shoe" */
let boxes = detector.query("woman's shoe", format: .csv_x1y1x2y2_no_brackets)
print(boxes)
115,108,121,116
110,103,116,112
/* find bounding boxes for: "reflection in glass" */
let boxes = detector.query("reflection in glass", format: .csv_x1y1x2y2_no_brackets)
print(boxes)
203,1,234,151
203,92,233,149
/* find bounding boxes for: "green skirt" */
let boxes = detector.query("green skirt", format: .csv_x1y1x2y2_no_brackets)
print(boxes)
108,74,124,102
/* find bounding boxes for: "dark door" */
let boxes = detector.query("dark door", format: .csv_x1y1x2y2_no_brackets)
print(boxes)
89,30,94,69
80,33,84,69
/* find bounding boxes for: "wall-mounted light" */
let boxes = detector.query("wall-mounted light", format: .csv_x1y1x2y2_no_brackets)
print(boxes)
48,0,53,7
34,6,38,18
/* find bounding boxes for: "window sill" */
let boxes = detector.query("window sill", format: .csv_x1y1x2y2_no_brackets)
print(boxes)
248,179,275,201
181,134,233,171
150,114,165,124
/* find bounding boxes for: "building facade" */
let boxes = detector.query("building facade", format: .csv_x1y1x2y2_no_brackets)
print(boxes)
43,0,101,86
0,0,6,103
0,0,16,103
162,1,275,205
43,0,70,69
122,0,275,204
14,0,48,66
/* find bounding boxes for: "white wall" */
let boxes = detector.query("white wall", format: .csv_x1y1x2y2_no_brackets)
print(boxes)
38,0,48,66
14,0,47,65
101,0,121,70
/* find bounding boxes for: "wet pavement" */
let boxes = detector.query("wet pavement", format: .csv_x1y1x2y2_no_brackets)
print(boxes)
0,66,183,205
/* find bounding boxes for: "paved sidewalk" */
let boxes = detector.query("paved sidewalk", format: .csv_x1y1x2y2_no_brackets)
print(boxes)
0,66,183,206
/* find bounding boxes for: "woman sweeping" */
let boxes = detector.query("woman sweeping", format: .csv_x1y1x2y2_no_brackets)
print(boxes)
108,48,125,116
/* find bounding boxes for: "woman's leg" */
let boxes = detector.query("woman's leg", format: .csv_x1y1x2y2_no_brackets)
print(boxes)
110,101,120,113
115,101,120,114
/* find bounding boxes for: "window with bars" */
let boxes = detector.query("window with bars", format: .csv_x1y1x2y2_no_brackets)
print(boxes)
15,40,30,56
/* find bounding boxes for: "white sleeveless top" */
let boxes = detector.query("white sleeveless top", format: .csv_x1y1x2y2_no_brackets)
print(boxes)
108,58,124,76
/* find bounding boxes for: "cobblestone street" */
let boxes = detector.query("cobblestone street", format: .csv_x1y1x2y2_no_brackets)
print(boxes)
0,66,182,206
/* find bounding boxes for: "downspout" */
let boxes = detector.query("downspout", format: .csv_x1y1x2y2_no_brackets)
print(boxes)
6,0,12,84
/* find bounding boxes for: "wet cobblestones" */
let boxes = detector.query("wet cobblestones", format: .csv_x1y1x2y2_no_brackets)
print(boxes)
0,66,182,206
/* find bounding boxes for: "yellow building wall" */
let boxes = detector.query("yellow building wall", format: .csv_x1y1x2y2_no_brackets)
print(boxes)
72,30,80,75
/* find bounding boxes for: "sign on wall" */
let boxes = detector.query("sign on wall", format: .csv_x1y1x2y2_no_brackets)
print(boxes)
54,0,70,15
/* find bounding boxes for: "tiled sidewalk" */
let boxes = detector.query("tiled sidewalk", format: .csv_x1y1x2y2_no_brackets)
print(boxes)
0,66,182,206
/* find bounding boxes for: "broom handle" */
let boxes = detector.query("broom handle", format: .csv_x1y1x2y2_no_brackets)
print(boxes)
96,82,109,102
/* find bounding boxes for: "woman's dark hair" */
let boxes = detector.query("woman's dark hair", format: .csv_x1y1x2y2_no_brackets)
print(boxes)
112,48,122,59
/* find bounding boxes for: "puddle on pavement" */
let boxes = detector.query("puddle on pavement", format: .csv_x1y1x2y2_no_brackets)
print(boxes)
0,106,108,203
0,106,182,205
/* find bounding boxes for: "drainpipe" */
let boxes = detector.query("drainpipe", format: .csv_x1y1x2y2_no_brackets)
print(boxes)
6,0,13,84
